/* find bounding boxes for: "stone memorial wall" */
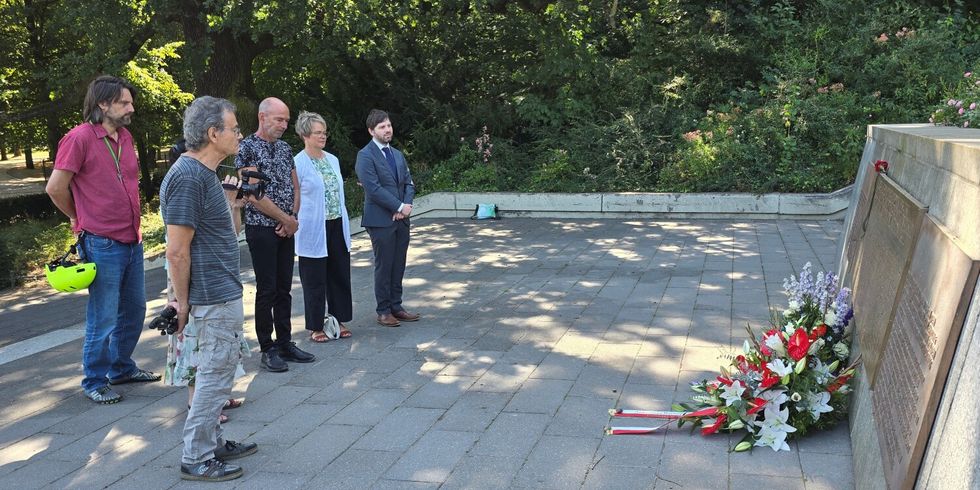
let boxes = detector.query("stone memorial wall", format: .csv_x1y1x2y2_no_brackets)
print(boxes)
839,125,980,490
849,175,926,384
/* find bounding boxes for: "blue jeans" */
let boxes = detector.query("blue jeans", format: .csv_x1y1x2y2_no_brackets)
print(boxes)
79,233,146,391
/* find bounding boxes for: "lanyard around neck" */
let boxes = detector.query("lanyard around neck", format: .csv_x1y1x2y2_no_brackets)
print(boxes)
102,136,123,182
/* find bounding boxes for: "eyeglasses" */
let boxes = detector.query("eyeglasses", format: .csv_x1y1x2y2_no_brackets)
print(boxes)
310,130,328,137
220,126,242,136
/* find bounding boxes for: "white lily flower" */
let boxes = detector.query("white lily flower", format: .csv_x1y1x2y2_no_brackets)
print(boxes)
800,391,834,421
760,387,788,407
720,380,746,406
764,335,786,356
768,358,794,377
753,423,793,452
809,359,833,385
759,406,797,434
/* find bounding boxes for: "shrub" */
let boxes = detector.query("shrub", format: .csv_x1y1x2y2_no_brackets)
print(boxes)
0,194,59,222
931,70,980,127
0,217,72,290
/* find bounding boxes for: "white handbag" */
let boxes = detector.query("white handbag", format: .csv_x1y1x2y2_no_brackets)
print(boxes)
323,315,342,340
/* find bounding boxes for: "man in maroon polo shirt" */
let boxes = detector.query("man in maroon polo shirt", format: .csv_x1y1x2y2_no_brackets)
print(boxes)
46,75,160,405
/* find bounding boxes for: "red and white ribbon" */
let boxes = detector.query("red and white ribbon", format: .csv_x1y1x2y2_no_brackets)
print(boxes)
608,409,687,419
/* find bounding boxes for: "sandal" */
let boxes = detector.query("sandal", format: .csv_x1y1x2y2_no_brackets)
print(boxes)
108,368,162,385
339,327,352,339
188,404,231,423
223,399,243,410
86,386,122,405
310,330,331,343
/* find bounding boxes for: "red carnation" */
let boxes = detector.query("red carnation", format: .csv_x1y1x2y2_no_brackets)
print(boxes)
810,324,827,341
788,327,811,361
874,160,889,173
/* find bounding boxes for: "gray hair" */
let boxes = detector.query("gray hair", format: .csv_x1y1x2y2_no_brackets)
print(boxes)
295,111,327,138
183,96,236,151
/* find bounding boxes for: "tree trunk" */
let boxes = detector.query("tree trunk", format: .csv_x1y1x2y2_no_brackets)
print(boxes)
45,114,61,164
1,140,7,160
177,0,270,100
24,146,34,169
135,133,155,201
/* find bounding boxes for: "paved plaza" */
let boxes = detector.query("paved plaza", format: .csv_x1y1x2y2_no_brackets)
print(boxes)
0,218,854,489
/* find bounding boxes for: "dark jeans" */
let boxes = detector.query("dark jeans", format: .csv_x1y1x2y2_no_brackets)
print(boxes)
245,225,294,352
298,218,353,331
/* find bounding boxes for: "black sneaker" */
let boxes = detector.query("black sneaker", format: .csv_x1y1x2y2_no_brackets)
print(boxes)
260,350,288,372
279,341,316,363
180,457,243,482
214,439,258,461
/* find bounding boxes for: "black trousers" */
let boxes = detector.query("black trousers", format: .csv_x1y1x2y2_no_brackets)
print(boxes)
245,225,295,352
366,219,410,315
298,218,353,331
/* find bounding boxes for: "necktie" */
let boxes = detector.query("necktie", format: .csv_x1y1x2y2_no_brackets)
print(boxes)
382,147,398,179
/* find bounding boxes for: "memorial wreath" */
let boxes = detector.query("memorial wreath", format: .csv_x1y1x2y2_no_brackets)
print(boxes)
608,263,858,452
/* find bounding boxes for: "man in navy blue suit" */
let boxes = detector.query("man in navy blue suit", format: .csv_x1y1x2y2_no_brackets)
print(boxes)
355,109,421,327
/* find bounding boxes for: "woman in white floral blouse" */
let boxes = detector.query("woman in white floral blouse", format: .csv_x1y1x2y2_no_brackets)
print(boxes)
293,111,354,342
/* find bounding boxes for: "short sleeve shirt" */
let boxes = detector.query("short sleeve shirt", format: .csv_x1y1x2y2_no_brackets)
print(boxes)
160,156,243,306
235,134,295,227
54,123,141,243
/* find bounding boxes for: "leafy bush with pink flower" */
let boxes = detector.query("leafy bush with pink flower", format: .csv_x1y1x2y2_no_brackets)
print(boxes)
930,71,980,128
674,263,857,452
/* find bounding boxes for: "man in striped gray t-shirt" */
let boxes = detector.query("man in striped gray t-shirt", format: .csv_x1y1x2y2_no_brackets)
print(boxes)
161,96,257,483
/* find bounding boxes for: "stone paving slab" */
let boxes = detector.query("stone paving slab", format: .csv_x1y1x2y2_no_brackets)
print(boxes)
0,218,853,489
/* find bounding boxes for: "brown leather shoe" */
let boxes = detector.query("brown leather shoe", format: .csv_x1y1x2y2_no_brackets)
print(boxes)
377,314,401,327
392,310,420,322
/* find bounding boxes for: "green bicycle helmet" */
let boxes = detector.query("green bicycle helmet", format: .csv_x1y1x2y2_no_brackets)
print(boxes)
45,243,96,293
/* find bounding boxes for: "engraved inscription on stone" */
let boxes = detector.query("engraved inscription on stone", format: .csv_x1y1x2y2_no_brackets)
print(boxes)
842,168,878,286
873,215,980,490
850,175,926,384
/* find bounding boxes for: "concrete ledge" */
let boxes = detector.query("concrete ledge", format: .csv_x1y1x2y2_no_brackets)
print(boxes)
404,189,851,222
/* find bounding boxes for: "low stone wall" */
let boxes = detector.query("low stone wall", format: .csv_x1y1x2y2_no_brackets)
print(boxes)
374,188,851,223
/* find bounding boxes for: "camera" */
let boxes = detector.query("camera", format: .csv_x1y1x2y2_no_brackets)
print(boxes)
148,305,178,335
222,170,270,200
